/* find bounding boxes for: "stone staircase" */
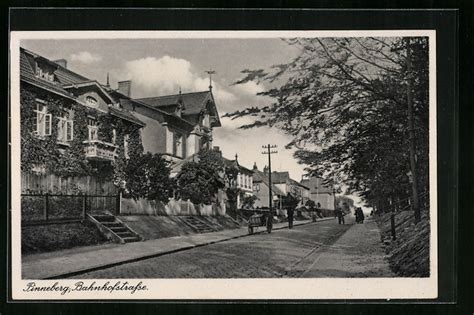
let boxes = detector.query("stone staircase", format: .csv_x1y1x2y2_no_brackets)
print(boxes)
89,214,142,244
181,216,217,234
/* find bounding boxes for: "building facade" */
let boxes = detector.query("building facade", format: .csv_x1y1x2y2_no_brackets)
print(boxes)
300,176,335,211
122,89,221,163
223,155,254,210
20,47,145,194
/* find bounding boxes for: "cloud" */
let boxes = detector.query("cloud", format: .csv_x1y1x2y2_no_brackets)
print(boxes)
70,51,102,64
121,55,237,106
231,81,265,96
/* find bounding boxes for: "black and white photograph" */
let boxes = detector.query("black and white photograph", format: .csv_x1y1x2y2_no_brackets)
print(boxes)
10,30,437,300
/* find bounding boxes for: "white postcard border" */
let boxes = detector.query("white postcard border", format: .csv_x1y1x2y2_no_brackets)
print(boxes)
10,30,438,300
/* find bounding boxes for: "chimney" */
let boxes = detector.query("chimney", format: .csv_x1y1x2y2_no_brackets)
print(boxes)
54,59,67,68
263,165,269,174
212,146,222,157
118,80,132,97
253,162,258,171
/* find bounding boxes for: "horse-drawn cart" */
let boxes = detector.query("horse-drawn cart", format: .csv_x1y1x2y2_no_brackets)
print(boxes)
248,211,273,234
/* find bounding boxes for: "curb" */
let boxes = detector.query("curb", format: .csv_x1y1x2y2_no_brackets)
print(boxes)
42,218,334,279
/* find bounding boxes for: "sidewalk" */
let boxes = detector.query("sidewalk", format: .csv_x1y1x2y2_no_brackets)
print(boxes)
23,217,333,279
299,218,395,277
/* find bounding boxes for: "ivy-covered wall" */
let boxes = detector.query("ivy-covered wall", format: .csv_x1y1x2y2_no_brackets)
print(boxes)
20,85,144,190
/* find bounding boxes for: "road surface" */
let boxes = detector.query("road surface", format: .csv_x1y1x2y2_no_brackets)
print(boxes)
73,219,369,278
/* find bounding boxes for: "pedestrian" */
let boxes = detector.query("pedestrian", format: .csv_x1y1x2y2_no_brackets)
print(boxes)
287,207,294,229
335,207,345,224
356,207,364,224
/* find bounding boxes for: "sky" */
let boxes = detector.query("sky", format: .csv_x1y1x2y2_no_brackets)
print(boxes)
21,38,308,180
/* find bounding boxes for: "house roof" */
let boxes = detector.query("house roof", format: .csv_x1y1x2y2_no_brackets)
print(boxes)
136,91,221,127
269,171,309,190
109,106,145,127
253,170,285,196
300,177,333,194
222,157,253,175
288,178,310,190
63,80,117,104
20,47,143,127
136,91,210,115
271,171,290,184
20,49,77,100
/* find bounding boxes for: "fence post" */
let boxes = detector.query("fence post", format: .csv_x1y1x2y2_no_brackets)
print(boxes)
43,193,49,221
82,194,87,220
390,212,396,240
115,192,121,215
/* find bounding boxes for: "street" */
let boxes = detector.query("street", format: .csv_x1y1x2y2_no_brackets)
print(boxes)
71,218,392,279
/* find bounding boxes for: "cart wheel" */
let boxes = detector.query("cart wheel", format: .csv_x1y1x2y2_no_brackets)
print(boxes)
248,226,254,234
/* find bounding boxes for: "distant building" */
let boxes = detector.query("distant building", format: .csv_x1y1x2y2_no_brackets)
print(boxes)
223,154,254,209
251,164,310,215
300,176,335,211
270,170,310,209
252,164,285,212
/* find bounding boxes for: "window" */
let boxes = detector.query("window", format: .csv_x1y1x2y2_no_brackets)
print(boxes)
124,134,130,159
253,183,260,192
35,64,55,82
202,114,210,127
173,132,186,158
57,115,73,143
87,118,98,141
33,102,52,137
112,129,117,144
86,96,98,107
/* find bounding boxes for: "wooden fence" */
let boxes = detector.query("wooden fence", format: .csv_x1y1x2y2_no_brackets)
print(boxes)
21,173,118,196
21,193,120,225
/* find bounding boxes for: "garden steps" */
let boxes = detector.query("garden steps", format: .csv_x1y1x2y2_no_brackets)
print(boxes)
88,213,142,244
181,216,217,234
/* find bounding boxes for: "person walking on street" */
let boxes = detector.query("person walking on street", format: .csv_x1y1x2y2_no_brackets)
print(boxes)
335,207,345,224
287,207,295,229
356,207,364,224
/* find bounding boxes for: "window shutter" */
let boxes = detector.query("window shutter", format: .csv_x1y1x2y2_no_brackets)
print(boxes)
172,132,177,156
67,120,74,141
124,134,130,159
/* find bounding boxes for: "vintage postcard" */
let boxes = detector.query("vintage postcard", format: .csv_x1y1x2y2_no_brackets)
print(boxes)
10,30,437,300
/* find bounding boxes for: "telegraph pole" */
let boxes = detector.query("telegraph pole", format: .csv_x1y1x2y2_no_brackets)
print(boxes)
262,144,278,227
405,37,421,224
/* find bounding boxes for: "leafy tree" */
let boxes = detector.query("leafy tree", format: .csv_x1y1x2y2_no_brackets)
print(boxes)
124,152,175,203
175,149,226,205
225,37,429,210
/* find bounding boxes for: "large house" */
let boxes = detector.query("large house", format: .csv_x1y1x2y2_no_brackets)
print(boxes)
20,47,145,194
118,87,221,162
19,47,222,196
300,176,335,211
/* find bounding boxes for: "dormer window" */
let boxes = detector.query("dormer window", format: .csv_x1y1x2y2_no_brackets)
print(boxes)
35,63,55,82
86,96,98,107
